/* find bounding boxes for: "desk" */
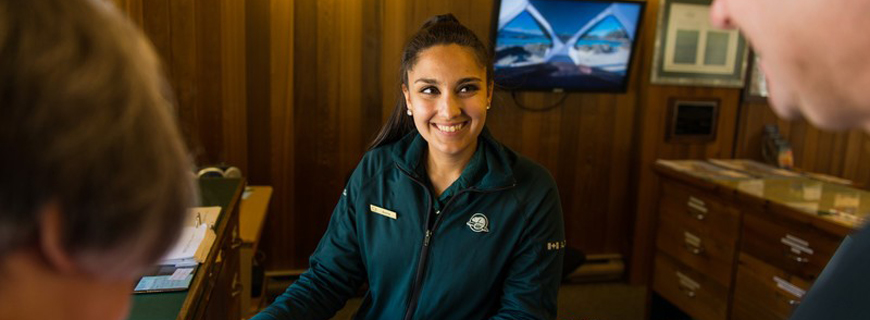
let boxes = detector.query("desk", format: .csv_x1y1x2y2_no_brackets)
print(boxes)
650,160,867,320
239,186,272,316
127,178,244,320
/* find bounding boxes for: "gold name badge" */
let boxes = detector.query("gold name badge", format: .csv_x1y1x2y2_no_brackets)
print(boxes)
370,204,397,220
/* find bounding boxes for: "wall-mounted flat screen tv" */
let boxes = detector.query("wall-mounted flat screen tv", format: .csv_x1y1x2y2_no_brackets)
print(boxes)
492,0,645,92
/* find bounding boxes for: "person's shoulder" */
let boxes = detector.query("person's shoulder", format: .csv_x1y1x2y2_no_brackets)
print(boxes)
354,143,399,178
503,147,556,190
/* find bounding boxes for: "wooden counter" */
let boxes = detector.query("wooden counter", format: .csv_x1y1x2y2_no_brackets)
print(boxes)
651,159,867,320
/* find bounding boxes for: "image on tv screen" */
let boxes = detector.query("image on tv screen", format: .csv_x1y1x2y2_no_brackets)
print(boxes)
493,0,644,92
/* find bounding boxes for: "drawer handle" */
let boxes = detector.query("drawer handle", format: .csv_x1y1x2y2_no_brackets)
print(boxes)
781,234,814,255
783,252,810,264
687,210,706,221
683,232,704,255
775,291,803,307
678,285,697,298
231,286,244,297
230,273,243,297
684,243,705,255
230,237,243,250
686,197,708,221
676,271,700,299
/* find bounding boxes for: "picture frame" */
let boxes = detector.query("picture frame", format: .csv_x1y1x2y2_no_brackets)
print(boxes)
650,0,749,88
743,51,769,102
665,97,720,143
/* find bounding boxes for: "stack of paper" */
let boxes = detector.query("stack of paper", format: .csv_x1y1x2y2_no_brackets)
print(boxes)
134,206,222,293
134,265,199,293
159,206,221,267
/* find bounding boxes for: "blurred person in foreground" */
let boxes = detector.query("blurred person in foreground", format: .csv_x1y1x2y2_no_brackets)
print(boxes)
710,0,870,319
0,0,196,319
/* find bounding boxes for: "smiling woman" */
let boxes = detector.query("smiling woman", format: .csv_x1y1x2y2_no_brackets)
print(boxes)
254,14,566,320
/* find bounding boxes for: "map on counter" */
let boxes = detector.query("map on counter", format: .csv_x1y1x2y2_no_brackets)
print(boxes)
656,159,753,181
709,159,802,178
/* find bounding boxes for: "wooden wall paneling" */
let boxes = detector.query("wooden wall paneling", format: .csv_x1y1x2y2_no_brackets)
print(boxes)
487,93,524,154
110,0,174,95
246,0,272,186
336,0,364,183
300,0,340,261
607,66,643,254
734,101,870,187
139,0,172,77
628,0,744,284
195,0,224,164
733,102,765,159
287,0,318,269
860,137,870,184
830,131,848,176
628,0,667,281
169,0,205,162
266,0,296,269
220,0,248,174
361,0,384,150
574,94,611,252
552,97,582,249
287,0,347,265
380,0,407,123
110,0,144,26
802,123,821,170
114,0,248,170
843,130,863,178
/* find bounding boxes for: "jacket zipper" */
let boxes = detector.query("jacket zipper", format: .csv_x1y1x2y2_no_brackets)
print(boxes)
396,164,516,320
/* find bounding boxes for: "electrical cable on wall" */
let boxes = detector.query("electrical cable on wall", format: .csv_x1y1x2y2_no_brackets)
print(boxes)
510,90,569,112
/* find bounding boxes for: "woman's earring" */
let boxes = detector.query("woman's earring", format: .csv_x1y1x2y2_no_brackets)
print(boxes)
407,109,413,116
486,105,491,110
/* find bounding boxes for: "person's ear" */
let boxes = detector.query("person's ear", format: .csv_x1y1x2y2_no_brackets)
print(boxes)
487,82,494,106
402,83,413,111
39,203,78,274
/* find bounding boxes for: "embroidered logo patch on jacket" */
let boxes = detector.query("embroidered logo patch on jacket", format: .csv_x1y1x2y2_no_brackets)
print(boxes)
466,213,489,233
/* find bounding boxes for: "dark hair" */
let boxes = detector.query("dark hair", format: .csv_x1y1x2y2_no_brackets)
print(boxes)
368,14,493,149
0,0,196,277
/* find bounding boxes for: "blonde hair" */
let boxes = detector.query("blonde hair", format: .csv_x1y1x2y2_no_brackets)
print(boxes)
0,0,196,277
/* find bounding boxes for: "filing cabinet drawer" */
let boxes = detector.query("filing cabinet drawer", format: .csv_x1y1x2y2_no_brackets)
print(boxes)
656,213,737,287
660,180,741,243
653,253,729,320
741,212,841,280
731,253,810,320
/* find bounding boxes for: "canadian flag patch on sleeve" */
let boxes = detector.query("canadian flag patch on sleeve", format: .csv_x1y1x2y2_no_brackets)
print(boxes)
546,240,567,251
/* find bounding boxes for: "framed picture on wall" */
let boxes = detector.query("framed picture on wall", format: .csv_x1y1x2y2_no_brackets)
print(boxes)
743,51,769,102
650,0,749,88
665,97,720,143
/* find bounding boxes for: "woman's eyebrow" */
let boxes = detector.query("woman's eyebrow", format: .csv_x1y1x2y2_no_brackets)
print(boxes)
414,78,439,85
457,77,482,85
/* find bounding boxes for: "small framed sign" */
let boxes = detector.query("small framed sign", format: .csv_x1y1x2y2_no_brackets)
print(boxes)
650,0,749,87
743,51,769,102
666,98,720,143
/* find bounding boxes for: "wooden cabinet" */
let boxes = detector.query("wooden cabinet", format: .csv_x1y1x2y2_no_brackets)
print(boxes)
653,253,730,320
651,160,864,320
196,212,243,320
656,180,741,287
731,253,810,320
740,211,840,281
127,178,244,320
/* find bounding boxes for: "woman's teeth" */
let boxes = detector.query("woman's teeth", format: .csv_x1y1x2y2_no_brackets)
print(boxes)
436,122,465,133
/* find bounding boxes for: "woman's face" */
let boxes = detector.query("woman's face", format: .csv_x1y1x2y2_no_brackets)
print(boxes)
403,44,492,161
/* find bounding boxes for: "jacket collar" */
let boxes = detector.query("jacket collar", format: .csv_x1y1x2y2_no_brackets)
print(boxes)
391,127,516,191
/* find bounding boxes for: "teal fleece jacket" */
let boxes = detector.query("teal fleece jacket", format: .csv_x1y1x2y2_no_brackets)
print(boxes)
253,129,565,320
